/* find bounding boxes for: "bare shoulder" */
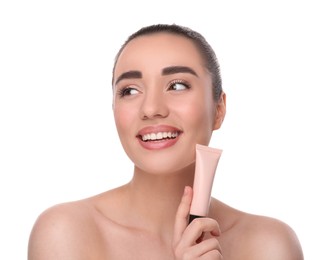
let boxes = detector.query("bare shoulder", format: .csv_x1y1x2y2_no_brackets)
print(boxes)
28,199,104,260
211,199,304,260
239,214,304,259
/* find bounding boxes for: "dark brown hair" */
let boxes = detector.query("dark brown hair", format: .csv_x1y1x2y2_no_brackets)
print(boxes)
112,24,222,101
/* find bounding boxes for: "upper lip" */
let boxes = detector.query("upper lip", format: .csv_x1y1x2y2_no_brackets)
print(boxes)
137,125,182,138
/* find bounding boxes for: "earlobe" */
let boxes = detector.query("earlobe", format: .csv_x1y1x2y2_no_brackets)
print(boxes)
213,92,226,130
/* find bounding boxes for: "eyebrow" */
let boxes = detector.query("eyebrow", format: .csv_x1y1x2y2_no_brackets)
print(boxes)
114,66,198,85
115,70,142,85
162,66,198,77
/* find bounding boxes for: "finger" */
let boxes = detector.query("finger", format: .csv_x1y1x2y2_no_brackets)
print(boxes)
181,238,222,259
194,238,222,256
201,249,223,260
173,186,193,245
183,218,221,245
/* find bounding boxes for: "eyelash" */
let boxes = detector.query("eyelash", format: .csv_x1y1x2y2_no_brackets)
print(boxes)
167,80,191,91
116,80,191,98
117,87,137,97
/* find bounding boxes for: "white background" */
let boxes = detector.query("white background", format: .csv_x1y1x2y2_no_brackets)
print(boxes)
1,0,331,259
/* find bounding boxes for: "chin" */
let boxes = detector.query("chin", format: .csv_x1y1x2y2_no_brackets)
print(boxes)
135,159,195,176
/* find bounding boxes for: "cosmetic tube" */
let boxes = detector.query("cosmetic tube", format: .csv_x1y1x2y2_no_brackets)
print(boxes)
189,144,222,224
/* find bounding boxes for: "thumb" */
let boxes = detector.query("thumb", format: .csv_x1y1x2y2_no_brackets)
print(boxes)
173,186,193,245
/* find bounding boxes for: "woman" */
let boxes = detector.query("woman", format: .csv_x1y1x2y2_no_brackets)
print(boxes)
28,24,303,259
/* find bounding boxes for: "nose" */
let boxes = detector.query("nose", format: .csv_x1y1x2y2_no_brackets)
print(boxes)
140,89,169,120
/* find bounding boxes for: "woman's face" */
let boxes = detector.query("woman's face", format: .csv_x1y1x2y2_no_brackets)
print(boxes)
113,33,225,174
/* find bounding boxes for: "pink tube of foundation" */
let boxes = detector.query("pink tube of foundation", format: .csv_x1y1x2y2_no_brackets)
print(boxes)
189,144,222,224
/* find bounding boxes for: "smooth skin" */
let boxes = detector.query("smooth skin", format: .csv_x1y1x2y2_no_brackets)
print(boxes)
28,33,304,259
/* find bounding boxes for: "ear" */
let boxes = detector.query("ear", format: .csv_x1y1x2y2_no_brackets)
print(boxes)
213,92,226,130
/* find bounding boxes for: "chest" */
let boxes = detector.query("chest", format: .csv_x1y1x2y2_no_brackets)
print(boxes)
97,223,174,260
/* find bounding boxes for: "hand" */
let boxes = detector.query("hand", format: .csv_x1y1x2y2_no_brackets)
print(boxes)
172,186,223,259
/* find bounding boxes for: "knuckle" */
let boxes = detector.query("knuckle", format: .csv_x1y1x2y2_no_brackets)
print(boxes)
210,218,219,227
191,217,219,230
209,249,223,259
192,217,204,229
211,237,220,247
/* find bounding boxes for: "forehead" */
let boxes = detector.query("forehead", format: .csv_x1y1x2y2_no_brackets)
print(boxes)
114,33,205,75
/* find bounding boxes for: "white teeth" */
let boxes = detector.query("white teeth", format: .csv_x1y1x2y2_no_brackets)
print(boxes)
141,131,179,141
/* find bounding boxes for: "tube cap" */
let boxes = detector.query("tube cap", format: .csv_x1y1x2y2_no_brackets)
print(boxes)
188,214,204,224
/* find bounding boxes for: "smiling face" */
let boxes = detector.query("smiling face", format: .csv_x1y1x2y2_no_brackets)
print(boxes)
112,32,225,174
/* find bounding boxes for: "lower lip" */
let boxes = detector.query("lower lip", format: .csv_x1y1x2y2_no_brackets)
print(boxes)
137,135,180,150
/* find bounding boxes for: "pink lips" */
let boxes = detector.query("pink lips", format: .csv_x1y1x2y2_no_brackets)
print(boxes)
137,125,182,150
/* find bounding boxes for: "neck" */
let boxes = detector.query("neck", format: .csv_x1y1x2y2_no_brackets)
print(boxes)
124,163,195,236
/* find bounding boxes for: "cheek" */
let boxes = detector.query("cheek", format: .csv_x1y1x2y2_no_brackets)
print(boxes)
113,106,134,136
174,96,215,130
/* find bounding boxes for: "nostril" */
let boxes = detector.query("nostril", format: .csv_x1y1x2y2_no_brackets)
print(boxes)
139,92,169,119
140,106,169,120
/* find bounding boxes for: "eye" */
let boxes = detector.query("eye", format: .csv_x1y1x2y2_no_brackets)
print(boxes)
117,87,139,97
168,80,190,91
